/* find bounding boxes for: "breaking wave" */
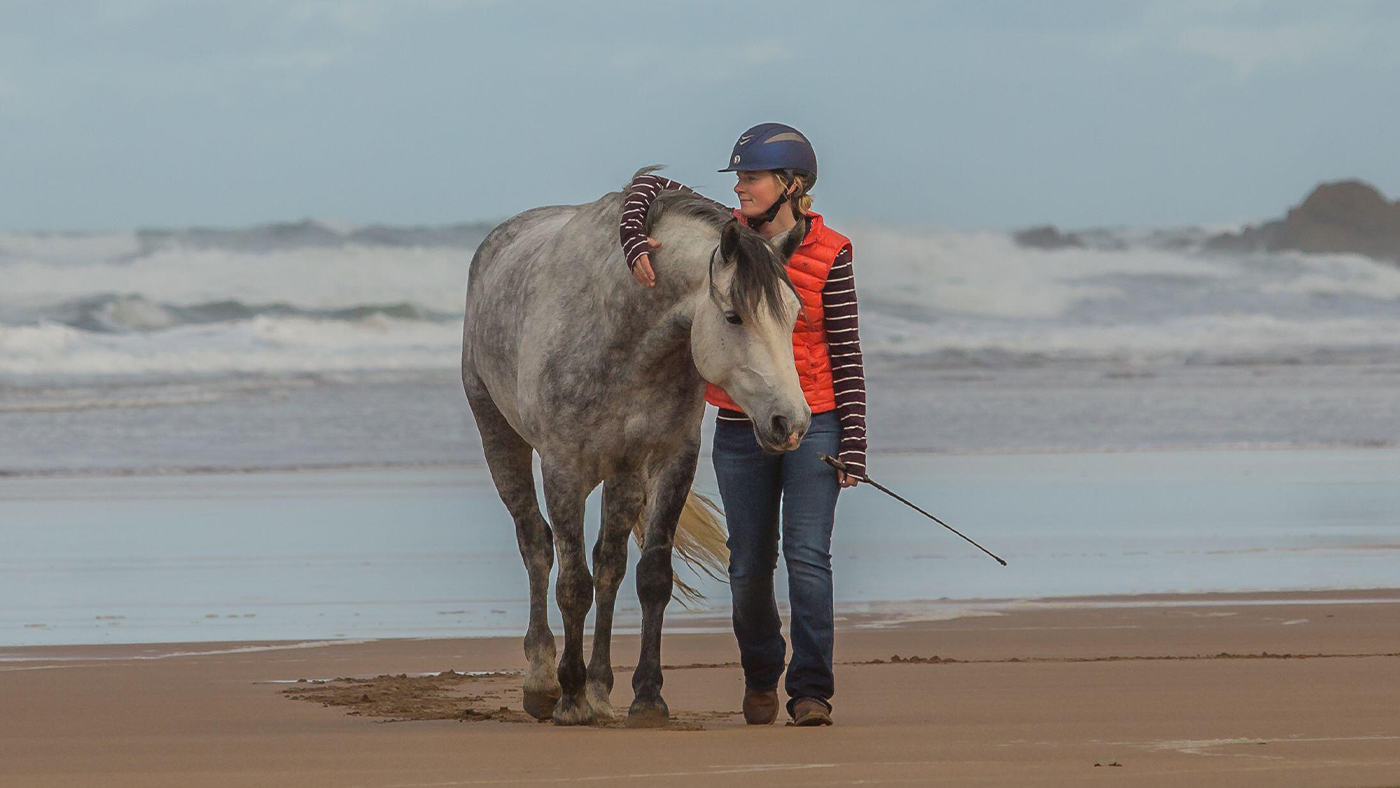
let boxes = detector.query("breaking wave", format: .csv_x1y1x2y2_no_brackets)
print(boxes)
3,218,1400,381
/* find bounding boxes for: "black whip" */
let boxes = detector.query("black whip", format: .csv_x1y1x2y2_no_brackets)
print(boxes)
820,454,1008,567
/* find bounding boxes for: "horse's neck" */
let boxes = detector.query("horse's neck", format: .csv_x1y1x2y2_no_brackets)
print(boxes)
593,216,716,378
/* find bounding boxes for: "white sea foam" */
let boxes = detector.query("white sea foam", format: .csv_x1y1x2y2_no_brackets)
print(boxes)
2,244,473,314
0,316,460,377
1256,252,1400,299
3,223,1400,380
0,231,143,265
849,224,1234,319
859,311,1400,361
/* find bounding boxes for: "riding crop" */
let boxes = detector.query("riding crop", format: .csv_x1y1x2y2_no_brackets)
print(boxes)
819,454,1008,567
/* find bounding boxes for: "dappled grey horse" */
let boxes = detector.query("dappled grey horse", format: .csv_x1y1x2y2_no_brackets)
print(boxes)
461,172,812,727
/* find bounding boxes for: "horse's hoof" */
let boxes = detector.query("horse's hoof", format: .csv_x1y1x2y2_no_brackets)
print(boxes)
551,695,595,726
522,688,561,721
625,698,670,729
586,684,615,721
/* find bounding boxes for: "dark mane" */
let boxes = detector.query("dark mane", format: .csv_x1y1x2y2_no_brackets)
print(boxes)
643,194,731,235
627,166,731,235
719,217,803,323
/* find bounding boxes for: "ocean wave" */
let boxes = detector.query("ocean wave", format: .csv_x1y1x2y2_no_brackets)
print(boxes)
1,243,475,314
4,293,453,334
0,316,460,379
851,224,1237,320
4,308,1400,381
3,221,1400,380
0,219,492,264
859,310,1400,365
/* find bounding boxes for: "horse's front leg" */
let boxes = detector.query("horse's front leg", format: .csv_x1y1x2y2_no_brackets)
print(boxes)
627,442,700,728
463,387,559,720
541,462,595,725
585,472,645,720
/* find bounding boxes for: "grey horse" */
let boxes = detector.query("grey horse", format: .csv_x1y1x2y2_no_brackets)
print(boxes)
461,171,812,727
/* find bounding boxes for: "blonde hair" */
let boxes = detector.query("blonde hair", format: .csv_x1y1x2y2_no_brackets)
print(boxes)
774,171,813,216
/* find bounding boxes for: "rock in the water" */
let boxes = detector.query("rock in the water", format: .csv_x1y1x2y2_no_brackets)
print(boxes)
1013,225,1085,250
1207,180,1400,262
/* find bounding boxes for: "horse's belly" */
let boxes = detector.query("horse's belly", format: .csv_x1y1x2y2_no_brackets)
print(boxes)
510,367,703,474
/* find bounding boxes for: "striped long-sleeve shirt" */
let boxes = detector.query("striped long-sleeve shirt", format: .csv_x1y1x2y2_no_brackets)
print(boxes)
619,173,868,477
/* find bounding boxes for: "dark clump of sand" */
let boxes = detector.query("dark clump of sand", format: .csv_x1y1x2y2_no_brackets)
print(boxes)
282,669,537,724
281,668,736,730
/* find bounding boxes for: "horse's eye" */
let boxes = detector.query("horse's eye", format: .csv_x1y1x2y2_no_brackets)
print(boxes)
724,310,743,326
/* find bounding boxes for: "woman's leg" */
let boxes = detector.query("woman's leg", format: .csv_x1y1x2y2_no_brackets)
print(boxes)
712,418,785,690
779,411,842,712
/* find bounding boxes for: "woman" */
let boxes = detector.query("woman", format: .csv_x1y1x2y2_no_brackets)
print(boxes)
618,123,867,727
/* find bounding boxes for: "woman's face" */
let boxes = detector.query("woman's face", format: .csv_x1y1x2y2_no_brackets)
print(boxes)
734,171,788,220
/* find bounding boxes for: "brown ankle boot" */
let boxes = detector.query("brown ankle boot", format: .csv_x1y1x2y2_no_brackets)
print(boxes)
789,697,833,727
742,687,779,725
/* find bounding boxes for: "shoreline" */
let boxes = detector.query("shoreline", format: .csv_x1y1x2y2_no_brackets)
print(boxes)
6,439,1400,480
5,588,1400,656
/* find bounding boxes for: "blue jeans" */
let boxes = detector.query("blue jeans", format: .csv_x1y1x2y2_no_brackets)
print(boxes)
712,409,841,713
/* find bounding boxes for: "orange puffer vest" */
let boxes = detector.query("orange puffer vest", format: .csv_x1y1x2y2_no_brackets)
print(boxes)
707,211,850,415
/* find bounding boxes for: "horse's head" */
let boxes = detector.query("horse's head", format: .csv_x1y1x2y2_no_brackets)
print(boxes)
691,219,811,453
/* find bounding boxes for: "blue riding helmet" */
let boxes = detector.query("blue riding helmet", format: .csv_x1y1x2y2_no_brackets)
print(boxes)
718,123,818,186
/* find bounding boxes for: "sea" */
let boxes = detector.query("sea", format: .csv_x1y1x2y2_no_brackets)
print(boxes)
3,218,1399,647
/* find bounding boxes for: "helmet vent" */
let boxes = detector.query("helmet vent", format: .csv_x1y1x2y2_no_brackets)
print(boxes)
764,132,808,144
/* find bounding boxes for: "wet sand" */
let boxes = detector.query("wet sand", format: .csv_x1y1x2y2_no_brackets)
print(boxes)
4,590,1400,787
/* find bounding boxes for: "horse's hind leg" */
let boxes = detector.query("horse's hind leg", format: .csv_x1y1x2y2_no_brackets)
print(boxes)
463,388,560,721
540,460,595,725
628,442,701,728
585,472,645,720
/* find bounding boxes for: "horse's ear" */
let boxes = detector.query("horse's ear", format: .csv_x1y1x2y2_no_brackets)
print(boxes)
720,219,743,260
775,216,807,261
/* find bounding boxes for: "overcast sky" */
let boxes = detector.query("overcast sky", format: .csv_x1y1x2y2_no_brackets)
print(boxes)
3,0,1399,232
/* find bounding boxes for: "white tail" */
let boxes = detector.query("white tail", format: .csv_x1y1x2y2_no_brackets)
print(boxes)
630,489,729,604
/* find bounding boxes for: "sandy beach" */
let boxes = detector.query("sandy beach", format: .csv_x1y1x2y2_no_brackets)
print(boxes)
4,589,1399,788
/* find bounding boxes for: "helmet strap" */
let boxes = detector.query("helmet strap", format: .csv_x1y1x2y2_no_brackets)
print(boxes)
753,189,789,228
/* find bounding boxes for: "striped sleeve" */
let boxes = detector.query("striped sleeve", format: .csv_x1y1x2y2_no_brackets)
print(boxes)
823,244,868,477
620,173,694,269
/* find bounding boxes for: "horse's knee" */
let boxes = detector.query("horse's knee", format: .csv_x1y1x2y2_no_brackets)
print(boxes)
593,543,628,589
556,564,594,619
516,515,555,570
593,564,623,594
636,547,674,608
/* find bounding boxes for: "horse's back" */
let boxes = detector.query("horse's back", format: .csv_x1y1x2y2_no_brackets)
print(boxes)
467,192,624,300
467,205,576,291
462,193,626,441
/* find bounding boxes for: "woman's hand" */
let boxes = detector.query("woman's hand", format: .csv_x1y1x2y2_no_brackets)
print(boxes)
838,471,860,488
631,237,662,286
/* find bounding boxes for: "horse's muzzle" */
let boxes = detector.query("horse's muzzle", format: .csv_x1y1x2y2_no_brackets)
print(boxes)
757,413,808,454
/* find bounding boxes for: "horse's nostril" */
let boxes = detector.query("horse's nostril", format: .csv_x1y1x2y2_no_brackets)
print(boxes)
771,415,789,438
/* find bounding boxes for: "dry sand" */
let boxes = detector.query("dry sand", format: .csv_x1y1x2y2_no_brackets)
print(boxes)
4,590,1400,787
